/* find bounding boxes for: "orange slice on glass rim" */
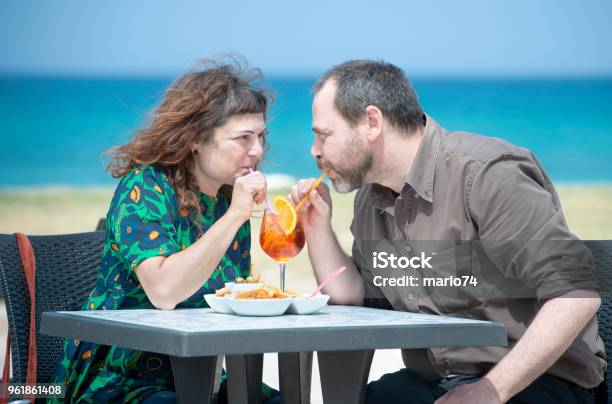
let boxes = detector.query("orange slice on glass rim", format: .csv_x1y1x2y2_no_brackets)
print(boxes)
272,196,297,235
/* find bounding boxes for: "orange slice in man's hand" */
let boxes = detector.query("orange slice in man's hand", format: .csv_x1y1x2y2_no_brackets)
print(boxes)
273,196,297,235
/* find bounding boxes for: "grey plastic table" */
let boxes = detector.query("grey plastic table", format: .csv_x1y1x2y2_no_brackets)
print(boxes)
41,305,507,404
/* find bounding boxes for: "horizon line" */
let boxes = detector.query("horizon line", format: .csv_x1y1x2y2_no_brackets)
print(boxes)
1,71,612,82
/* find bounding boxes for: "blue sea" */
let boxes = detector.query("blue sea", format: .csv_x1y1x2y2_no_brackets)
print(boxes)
1,76,611,187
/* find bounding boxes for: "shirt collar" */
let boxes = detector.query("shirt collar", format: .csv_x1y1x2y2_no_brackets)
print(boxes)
404,115,443,203
369,183,398,214
369,115,443,211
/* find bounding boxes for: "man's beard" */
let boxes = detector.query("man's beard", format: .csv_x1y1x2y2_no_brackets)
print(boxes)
325,137,373,193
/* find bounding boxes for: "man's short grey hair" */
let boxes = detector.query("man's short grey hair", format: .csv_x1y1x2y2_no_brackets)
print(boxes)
313,60,425,133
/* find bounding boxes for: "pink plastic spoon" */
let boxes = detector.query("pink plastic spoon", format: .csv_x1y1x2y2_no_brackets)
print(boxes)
309,266,347,298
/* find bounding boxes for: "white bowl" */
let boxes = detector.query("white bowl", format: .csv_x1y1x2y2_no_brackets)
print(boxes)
204,294,234,314
228,298,291,316
230,283,264,294
287,294,330,315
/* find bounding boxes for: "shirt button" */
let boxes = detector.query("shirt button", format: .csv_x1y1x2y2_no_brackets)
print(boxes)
405,244,412,253
407,292,415,300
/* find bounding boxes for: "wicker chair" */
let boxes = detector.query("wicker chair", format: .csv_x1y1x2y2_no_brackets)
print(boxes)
0,230,231,404
585,240,612,403
95,218,106,232
0,232,104,388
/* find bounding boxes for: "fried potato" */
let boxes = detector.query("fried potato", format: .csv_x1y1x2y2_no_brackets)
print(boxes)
284,288,302,297
236,285,289,299
234,274,263,284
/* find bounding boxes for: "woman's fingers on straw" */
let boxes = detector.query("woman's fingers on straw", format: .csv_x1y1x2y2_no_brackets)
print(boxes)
254,191,265,204
243,173,265,204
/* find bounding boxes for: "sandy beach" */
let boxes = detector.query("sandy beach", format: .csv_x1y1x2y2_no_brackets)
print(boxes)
1,184,611,402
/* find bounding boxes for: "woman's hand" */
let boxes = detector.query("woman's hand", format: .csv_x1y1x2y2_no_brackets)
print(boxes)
229,170,267,221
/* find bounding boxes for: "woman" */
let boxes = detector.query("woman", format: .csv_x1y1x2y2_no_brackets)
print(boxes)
51,57,278,403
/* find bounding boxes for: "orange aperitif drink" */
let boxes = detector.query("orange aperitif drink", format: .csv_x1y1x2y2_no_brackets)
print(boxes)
260,211,305,262
259,196,305,291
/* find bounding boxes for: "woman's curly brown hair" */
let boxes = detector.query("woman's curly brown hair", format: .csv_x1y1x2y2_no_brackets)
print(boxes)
106,55,272,219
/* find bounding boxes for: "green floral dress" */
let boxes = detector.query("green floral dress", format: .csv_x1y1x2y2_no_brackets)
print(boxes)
50,165,273,403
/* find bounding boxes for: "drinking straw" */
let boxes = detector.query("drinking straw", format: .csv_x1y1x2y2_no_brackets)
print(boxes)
249,168,275,213
295,172,327,211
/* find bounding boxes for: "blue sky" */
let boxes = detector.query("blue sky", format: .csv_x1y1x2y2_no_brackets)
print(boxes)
1,0,611,77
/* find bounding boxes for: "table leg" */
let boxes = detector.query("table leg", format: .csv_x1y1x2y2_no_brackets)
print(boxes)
213,355,224,396
226,353,264,404
317,350,374,404
170,355,218,404
278,352,313,404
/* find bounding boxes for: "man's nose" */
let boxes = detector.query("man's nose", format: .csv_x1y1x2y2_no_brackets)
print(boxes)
310,139,321,159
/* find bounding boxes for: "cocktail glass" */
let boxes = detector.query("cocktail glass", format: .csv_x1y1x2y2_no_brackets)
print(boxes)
259,209,305,292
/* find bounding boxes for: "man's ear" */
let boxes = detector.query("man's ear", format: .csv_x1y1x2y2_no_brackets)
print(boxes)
365,105,384,142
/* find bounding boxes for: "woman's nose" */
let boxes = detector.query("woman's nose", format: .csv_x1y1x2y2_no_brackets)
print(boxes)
249,137,264,158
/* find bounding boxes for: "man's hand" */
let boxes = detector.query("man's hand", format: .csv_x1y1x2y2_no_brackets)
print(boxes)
435,378,502,404
289,178,332,233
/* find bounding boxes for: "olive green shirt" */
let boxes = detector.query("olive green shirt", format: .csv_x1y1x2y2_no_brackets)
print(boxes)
351,116,605,389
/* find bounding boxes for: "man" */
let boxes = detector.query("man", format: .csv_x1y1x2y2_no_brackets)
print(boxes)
290,60,605,403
